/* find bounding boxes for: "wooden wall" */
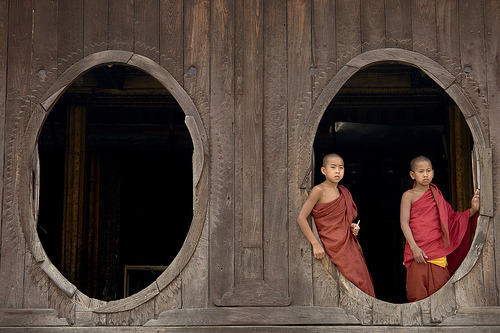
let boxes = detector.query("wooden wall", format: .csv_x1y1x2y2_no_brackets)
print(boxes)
0,0,499,328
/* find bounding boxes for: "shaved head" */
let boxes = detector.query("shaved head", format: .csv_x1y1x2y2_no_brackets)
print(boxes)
410,156,432,171
323,153,343,167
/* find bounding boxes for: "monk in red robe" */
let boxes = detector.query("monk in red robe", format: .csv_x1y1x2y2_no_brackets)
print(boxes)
298,153,375,297
400,156,480,302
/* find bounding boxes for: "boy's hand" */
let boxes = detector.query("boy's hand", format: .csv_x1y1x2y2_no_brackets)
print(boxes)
312,242,326,260
411,245,428,263
350,223,360,237
470,189,480,216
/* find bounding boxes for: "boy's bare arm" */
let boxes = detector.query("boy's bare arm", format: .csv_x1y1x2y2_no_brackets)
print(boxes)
400,191,428,263
297,186,326,259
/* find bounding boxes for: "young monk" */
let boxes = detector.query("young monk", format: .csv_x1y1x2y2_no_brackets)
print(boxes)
298,153,375,297
400,155,480,302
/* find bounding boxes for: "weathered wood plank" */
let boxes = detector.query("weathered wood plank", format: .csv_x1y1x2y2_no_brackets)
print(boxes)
287,0,313,306
239,0,264,282
84,0,109,56
31,0,58,103
411,0,438,59
135,0,160,63
0,0,8,261
155,276,181,317
0,309,69,326
361,0,386,52
430,281,456,323
384,0,411,49
372,299,402,325
22,254,49,308
455,256,486,307
436,0,461,76
485,0,500,306
401,302,423,326
184,0,210,125
458,0,489,143
159,0,183,84
109,0,134,51
129,298,155,326
58,0,84,75
146,306,359,326
209,0,235,303
440,307,500,326
182,219,209,308
336,0,361,69
311,0,336,104
338,275,374,324
263,0,288,297
0,0,32,308
480,217,497,306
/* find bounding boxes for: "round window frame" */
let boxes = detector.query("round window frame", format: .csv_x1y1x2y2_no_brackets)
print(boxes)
17,50,209,313
298,48,492,321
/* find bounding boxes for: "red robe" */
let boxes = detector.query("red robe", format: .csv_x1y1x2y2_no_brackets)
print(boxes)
404,184,478,275
312,185,375,297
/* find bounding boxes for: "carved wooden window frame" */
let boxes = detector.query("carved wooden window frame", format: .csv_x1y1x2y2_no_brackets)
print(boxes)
17,50,209,314
298,48,493,324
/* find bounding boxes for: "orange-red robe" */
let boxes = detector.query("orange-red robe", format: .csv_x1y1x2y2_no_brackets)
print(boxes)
312,185,375,297
404,183,478,301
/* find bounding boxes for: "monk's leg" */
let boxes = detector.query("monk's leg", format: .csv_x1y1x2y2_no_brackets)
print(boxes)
406,261,429,302
428,264,450,296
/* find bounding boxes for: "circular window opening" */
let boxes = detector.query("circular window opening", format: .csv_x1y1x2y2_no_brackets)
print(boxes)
313,63,474,303
37,64,193,301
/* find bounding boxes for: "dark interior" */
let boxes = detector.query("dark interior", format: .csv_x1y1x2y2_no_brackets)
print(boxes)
37,65,193,301
314,63,473,303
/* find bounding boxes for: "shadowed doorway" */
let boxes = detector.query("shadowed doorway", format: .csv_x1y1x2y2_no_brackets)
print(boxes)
37,65,193,301
313,63,474,303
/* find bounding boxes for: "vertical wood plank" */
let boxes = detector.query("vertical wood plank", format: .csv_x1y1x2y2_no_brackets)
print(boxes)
84,0,109,56
23,253,49,308
311,0,336,104
336,0,361,69
385,0,411,49
455,258,486,307
263,0,288,296
182,219,209,308
160,0,183,83
361,0,386,52
288,0,313,306
436,0,461,75
58,0,84,75
209,0,235,302
239,0,264,282
31,0,58,103
0,0,32,308
485,0,500,305
109,0,134,52
481,217,497,305
184,0,210,125
0,0,8,258
135,0,160,63
411,0,438,59
459,0,489,142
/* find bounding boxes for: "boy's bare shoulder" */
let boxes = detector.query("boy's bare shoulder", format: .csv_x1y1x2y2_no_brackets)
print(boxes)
310,184,325,196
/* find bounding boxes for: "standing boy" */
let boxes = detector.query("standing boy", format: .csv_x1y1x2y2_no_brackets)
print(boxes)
298,153,375,297
400,156,480,302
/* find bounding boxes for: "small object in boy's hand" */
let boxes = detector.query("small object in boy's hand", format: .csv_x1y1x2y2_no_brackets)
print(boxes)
357,220,361,226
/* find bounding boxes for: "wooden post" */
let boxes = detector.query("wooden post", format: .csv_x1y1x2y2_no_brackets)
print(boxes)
61,105,87,287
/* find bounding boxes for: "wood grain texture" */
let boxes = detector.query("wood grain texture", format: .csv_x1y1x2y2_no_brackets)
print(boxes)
440,307,500,326
311,0,336,104
485,0,500,306
160,0,184,83
458,0,489,143
336,0,361,69
84,0,109,56
184,0,210,126
155,276,181,316
58,0,84,75
287,0,313,306
411,0,438,59
109,0,134,51
208,0,235,303
436,0,461,75
135,0,160,63
360,0,386,52
0,0,8,259
384,0,411,49
0,0,32,308
263,0,288,297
